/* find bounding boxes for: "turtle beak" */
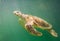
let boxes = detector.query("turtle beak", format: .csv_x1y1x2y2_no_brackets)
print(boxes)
13,11,22,17
13,11,19,16
13,11,17,15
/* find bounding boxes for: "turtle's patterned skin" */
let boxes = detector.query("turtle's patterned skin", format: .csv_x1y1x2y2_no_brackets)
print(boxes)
13,11,58,37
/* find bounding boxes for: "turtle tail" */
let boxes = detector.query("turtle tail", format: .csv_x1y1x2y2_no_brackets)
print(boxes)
47,29,58,37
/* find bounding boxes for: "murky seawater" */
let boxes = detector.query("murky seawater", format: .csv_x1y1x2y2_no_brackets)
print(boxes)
0,0,60,41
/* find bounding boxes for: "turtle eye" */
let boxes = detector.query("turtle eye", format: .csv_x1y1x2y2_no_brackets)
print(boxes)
16,11,19,13
27,17,29,19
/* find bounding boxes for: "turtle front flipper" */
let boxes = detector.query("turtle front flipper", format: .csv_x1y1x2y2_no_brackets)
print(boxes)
33,16,52,29
25,21,42,36
47,29,58,37
19,18,25,26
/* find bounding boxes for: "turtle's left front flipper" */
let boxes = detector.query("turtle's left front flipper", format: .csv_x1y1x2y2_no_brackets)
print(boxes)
25,21,42,36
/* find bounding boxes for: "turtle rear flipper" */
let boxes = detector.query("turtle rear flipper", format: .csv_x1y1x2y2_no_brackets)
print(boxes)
47,29,58,37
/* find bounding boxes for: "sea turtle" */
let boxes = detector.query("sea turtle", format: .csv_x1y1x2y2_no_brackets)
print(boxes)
13,11,58,37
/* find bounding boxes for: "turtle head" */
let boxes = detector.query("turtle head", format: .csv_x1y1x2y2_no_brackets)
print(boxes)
13,10,29,20
13,11,22,17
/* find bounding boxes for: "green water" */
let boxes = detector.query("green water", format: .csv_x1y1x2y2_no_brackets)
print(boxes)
0,0,60,41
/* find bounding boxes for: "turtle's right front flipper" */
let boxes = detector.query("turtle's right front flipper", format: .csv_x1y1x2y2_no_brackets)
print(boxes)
25,22,42,36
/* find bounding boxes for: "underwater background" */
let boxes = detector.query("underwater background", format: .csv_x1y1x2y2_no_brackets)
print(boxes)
0,0,60,41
